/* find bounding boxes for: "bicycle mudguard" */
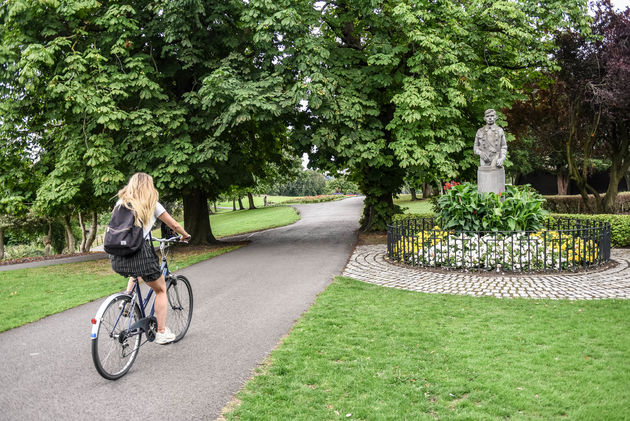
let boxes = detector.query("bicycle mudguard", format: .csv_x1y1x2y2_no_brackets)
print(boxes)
90,292,131,340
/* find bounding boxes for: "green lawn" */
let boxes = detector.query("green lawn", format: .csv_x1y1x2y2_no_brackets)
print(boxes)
395,195,434,214
215,195,295,208
225,277,630,420
210,206,300,238
1,205,300,332
0,246,240,332
151,205,299,240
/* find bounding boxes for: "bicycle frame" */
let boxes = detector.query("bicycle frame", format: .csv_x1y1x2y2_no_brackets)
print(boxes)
91,236,180,343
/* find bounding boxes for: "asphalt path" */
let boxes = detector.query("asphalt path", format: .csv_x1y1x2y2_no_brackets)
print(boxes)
0,197,364,420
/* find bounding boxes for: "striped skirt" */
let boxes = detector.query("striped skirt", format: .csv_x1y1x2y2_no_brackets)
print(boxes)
110,239,161,282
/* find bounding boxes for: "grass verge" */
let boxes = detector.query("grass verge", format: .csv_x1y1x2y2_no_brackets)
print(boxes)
1,205,301,332
394,196,434,214
0,245,242,333
209,206,300,238
215,195,295,208
225,277,630,420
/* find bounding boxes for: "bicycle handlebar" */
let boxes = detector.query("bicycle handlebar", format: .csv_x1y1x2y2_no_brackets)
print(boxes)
151,236,189,244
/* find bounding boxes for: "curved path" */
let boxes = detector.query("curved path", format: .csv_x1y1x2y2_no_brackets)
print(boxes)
344,245,630,300
0,197,364,420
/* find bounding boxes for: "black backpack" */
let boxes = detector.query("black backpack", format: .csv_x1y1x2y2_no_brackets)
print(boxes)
104,204,145,256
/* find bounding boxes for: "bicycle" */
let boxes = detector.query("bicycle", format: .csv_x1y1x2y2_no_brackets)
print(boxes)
91,236,193,380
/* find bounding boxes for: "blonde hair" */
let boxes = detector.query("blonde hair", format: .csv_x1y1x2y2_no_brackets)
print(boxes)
117,172,159,227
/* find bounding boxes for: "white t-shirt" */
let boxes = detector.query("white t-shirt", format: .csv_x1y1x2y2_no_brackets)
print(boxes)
115,200,166,239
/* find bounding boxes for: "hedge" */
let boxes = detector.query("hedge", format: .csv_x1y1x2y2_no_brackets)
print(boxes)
393,212,630,248
543,192,630,214
551,213,630,248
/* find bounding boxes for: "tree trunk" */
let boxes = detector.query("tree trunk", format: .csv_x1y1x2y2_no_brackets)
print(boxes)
238,196,244,210
232,198,236,211
78,212,87,252
556,173,569,195
422,182,434,199
85,211,98,251
247,192,256,209
567,129,597,213
183,189,218,244
0,227,4,260
62,214,76,254
360,192,397,232
43,221,52,256
601,157,630,214
356,163,405,232
410,188,418,201
213,201,217,213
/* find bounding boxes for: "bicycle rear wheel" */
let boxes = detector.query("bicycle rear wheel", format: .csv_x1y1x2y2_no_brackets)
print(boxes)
91,295,142,380
166,275,193,342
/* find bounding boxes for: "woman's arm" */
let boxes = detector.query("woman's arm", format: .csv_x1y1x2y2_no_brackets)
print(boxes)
157,212,191,241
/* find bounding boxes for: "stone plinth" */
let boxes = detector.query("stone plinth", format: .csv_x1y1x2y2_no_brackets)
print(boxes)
477,166,505,194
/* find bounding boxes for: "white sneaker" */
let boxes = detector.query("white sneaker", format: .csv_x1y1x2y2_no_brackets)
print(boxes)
154,327,176,344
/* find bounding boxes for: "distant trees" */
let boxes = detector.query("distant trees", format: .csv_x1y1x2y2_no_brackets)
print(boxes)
268,170,328,197
326,174,359,195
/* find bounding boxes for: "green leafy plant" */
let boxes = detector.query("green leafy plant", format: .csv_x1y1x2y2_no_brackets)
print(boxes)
435,182,484,231
435,183,548,232
499,185,549,231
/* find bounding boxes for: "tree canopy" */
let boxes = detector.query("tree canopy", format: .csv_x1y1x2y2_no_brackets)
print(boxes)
506,0,630,212
238,0,591,230
1,0,596,246
0,0,295,244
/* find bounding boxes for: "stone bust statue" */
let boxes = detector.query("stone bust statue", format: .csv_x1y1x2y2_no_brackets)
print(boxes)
474,109,507,168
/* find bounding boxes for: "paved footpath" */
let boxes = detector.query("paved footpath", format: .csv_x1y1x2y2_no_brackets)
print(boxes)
0,197,363,421
344,245,630,300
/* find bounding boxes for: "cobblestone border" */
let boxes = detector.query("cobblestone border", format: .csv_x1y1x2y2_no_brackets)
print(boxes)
343,245,630,300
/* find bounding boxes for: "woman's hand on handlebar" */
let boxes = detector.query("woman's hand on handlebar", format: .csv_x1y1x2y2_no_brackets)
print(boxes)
180,234,191,243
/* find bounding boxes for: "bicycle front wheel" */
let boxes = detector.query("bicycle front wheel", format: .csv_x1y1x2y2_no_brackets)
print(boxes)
91,295,142,380
167,275,193,342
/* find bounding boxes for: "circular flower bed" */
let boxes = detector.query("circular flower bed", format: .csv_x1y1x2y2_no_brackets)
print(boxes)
387,217,611,272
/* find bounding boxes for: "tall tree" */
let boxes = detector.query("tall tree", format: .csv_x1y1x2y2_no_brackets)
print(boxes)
241,0,590,230
506,1,629,211
584,1,630,212
505,77,574,195
0,0,294,244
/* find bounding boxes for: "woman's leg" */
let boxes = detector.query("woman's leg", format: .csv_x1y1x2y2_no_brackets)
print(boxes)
124,277,136,293
147,274,168,333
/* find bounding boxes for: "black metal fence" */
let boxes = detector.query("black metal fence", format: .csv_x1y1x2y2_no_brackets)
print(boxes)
387,217,611,272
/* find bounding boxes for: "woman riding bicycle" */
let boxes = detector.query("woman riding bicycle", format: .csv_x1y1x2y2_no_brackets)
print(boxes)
109,172,191,344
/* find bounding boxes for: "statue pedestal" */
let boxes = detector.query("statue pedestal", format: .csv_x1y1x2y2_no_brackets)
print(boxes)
477,167,505,195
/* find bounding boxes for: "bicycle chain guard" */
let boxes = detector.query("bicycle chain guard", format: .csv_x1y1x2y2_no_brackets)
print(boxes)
129,316,158,342
146,317,157,342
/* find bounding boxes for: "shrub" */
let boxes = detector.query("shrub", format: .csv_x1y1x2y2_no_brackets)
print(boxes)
550,213,630,248
434,183,548,232
392,212,435,223
543,192,630,214
283,195,350,204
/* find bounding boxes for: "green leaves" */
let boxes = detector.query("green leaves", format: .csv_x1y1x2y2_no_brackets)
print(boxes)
436,183,549,232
